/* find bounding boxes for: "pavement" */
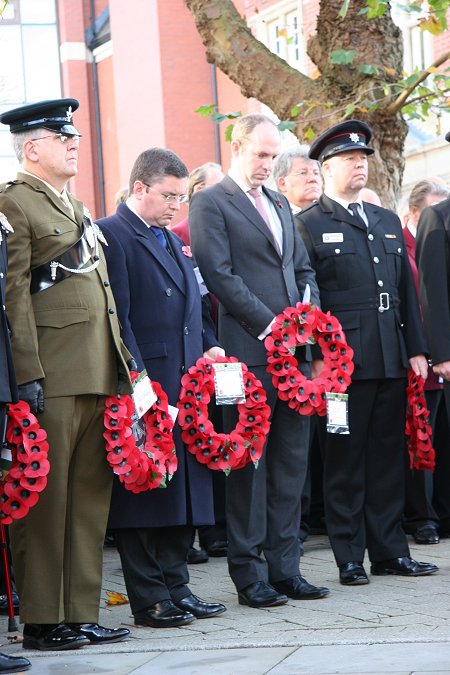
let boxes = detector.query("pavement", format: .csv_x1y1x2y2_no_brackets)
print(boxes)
1,533,450,674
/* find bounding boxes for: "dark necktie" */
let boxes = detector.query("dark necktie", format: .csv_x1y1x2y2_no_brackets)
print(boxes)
348,202,367,228
248,188,282,256
150,226,168,250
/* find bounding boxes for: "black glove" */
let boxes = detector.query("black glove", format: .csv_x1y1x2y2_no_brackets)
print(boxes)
127,359,139,373
18,381,45,414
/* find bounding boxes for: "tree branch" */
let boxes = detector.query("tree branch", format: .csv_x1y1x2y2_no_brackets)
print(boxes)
386,50,450,115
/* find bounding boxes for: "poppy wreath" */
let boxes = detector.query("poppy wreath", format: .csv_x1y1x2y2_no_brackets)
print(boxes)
177,356,271,473
265,302,354,416
103,372,177,493
405,370,435,471
0,401,50,524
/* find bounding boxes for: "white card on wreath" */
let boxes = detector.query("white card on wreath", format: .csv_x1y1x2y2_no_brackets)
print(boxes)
132,371,157,419
213,362,245,405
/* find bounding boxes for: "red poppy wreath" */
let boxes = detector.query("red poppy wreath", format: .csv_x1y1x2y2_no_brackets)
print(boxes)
0,401,50,524
265,302,354,416
177,356,271,473
405,370,435,471
104,373,177,493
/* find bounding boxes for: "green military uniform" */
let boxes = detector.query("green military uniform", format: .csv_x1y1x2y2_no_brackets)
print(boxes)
0,172,132,624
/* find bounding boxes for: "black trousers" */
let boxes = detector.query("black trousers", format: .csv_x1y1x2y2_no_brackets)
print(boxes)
323,378,410,566
115,525,192,614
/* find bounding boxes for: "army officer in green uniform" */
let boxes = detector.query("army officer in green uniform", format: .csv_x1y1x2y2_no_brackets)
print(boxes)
0,99,133,651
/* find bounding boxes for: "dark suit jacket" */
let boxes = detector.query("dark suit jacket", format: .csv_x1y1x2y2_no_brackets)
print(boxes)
416,198,450,366
0,224,17,405
188,176,319,366
297,195,426,379
98,203,216,529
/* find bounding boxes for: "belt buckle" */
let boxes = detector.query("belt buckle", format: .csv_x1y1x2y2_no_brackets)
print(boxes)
378,292,390,313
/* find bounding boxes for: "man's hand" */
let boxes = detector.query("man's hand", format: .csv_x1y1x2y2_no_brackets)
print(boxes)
311,359,324,379
432,360,450,381
409,354,428,380
18,380,44,414
203,346,226,361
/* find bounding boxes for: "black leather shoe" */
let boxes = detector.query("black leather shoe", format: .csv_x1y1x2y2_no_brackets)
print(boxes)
23,623,90,651
0,591,19,615
205,540,228,557
67,623,130,644
339,562,369,586
175,593,226,619
238,581,288,608
271,575,330,599
134,599,195,627
413,525,440,545
371,556,439,576
0,652,31,673
187,546,209,564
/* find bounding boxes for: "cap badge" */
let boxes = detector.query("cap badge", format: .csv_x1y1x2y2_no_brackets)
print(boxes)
66,106,73,122
349,133,360,143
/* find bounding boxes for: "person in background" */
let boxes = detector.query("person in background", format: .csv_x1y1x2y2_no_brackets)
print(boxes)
297,120,438,586
171,161,227,565
403,179,450,542
0,98,132,651
273,146,325,543
190,113,329,609
359,187,382,206
97,148,226,629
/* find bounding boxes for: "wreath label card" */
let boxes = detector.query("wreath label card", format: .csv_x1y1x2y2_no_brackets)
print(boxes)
132,370,157,419
326,392,349,434
213,362,245,405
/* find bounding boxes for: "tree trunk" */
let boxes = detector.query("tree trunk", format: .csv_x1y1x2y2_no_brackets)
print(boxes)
184,0,409,208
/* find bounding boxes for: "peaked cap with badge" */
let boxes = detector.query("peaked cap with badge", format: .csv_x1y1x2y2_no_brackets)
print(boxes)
0,98,80,136
309,120,374,164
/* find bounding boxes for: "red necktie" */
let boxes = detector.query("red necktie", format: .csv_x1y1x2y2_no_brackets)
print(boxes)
248,188,282,256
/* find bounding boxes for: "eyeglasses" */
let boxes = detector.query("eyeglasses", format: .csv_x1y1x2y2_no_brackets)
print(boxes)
141,181,188,204
31,133,81,145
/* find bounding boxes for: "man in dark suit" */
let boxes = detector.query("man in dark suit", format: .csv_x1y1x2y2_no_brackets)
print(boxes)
189,113,329,609
0,99,132,651
97,148,226,628
296,120,438,585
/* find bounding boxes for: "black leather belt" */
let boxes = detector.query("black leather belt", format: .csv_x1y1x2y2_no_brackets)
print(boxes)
30,219,96,294
321,291,400,313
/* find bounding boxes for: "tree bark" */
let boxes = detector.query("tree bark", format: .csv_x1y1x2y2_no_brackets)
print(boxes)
184,0,409,208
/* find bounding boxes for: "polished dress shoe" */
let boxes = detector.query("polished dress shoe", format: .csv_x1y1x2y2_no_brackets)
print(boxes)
23,623,89,651
204,540,228,557
134,599,195,627
371,556,439,576
0,652,31,673
271,575,330,599
413,525,440,545
0,591,19,615
238,581,288,608
187,546,209,564
339,562,369,586
175,593,226,619
67,623,129,644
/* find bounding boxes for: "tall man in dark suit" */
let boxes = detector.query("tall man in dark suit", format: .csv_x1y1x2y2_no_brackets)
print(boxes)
0,99,132,651
97,148,226,628
189,113,329,608
296,120,438,585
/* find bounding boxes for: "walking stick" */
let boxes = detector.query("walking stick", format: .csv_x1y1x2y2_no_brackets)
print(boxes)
0,524,17,631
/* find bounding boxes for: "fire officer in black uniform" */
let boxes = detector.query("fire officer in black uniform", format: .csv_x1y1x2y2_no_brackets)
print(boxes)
296,120,438,585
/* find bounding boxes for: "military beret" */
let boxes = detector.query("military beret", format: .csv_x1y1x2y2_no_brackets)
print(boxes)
309,120,374,164
0,98,80,135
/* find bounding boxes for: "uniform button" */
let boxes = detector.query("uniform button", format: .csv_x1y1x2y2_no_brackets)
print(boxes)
0,273,4,278
335,248,341,254
165,288,172,296
184,326,189,335
54,227,61,234
108,308,115,314
104,280,110,287
378,280,384,287
180,366,185,374
397,247,402,253
373,256,379,263
368,233,374,241
93,255,100,261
